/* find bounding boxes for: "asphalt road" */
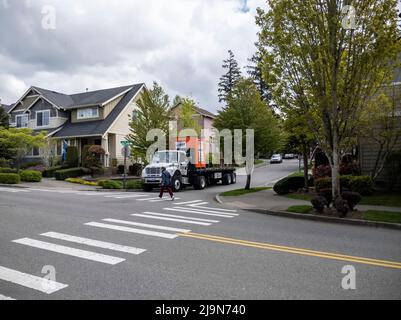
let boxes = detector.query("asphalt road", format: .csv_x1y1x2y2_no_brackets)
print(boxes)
0,160,400,300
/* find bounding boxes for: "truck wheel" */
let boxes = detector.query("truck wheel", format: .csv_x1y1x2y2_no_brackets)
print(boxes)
230,172,237,184
222,173,232,185
172,175,182,192
193,176,206,190
143,184,153,192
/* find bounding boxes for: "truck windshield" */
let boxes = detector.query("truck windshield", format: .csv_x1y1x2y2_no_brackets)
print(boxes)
152,151,178,163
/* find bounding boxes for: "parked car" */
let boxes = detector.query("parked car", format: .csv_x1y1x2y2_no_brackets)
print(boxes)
284,153,296,159
270,154,283,164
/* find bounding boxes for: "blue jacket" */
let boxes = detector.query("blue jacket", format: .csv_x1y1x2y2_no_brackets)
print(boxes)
161,170,172,187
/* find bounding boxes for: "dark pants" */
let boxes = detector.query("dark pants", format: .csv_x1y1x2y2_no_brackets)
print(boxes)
159,185,173,198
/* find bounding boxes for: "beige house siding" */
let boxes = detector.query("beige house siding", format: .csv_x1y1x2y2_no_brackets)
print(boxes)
103,95,124,119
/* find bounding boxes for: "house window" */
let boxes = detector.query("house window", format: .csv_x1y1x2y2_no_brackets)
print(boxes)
36,110,50,127
32,147,40,156
77,107,99,119
56,140,62,156
132,110,138,121
16,114,29,128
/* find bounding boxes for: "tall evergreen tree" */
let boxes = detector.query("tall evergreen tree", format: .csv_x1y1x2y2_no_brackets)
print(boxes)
247,46,272,106
218,50,242,103
0,105,9,128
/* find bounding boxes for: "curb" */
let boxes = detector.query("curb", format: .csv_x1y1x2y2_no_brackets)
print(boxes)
216,193,401,231
243,208,401,231
0,184,29,189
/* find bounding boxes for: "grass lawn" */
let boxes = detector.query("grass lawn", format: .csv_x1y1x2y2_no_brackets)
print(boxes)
287,205,313,214
360,193,401,207
363,210,401,224
220,187,272,197
285,193,314,201
254,159,265,166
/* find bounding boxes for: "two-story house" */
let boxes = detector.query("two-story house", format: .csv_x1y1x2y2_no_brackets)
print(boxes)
7,84,145,167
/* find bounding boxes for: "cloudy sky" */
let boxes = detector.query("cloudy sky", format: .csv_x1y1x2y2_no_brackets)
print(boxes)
0,0,267,112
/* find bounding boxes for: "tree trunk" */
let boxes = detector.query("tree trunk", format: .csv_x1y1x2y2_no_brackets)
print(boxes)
331,132,341,199
302,142,309,191
245,174,251,190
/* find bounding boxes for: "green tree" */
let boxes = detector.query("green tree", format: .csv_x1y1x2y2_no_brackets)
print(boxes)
0,128,47,172
128,82,170,163
218,50,242,103
0,106,9,128
257,0,401,199
214,78,282,190
177,98,201,135
173,95,183,106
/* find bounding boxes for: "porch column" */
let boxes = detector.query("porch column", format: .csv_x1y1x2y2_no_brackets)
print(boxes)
102,136,109,167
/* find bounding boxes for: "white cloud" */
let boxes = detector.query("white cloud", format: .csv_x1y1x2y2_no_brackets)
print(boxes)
0,0,268,112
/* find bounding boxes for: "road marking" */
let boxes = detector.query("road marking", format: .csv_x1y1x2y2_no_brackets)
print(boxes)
0,294,16,300
165,208,234,218
188,204,237,213
102,219,191,233
104,194,148,199
142,212,220,223
179,232,401,270
132,213,212,226
175,206,239,216
0,266,68,294
0,187,30,193
189,202,209,206
12,238,125,265
174,200,204,205
136,197,181,202
85,222,178,239
40,232,146,255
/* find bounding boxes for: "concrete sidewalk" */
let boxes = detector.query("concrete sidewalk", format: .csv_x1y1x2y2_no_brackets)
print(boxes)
217,188,401,213
2,178,100,191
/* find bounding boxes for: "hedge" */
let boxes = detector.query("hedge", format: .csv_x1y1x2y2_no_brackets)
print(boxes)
126,180,143,190
98,180,122,189
0,173,20,184
0,168,17,174
273,174,308,195
20,170,42,182
314,175,373,195
43,166,66,178
54,168,85,180
65,178,98,186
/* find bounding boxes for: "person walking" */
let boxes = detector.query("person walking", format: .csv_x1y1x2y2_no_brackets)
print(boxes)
159,167,175,201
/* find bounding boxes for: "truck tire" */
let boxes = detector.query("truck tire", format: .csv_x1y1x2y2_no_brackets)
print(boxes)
172,175,182,192
143,184,153,192
222,173,232,185
230,172,237,184
193,175,206,190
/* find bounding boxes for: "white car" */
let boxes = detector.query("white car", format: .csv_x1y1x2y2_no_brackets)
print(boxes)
270,154,283,164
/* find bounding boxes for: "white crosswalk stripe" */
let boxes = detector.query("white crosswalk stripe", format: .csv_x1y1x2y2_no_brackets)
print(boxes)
173,200,204,205
188,204,238,212
141,212,220,223
104,194,149,199
12,238,125,265
174,206,238,216
102,219,191,233
0,266,68,294
132,213,213,226
165,207,236,218
0,294,16,300
85,222,178,239
136,197,181,202
40,232,146,255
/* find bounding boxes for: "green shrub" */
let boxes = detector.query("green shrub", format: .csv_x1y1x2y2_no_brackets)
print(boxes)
0,167,17,174
349,175,373,195
20,170,42,182
43,166,66,178
54,168,84,180
66,146,79,168
0,173,20,184
99,180,122,189
314,177,332,192
340,175,353,190
273,175,306,195
65,178,98,186
126,180,143,190
21,161,43,169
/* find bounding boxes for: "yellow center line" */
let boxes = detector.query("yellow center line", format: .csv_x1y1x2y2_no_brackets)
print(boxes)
179,232,401,270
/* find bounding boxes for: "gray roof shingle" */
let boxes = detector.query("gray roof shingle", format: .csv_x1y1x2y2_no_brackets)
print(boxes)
52,84,144,138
